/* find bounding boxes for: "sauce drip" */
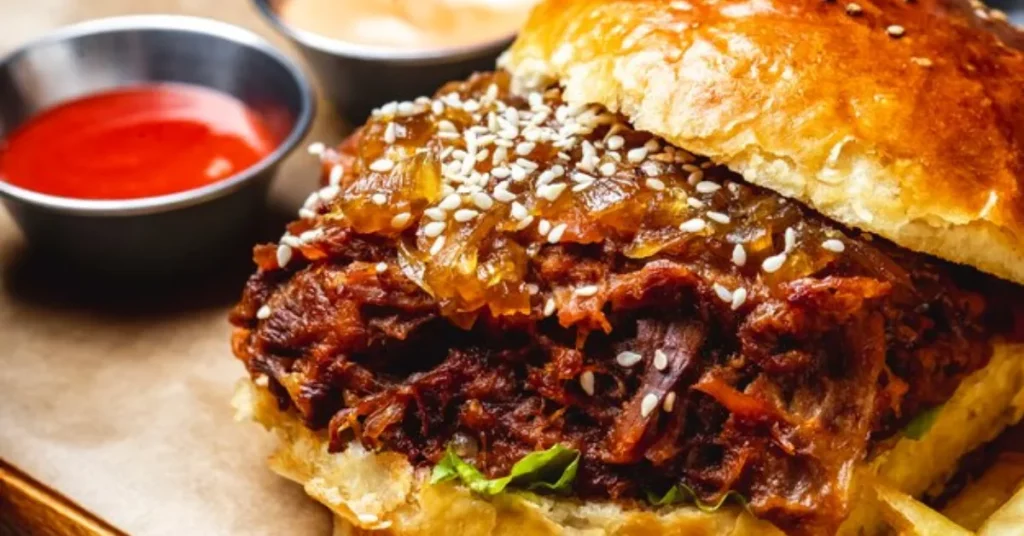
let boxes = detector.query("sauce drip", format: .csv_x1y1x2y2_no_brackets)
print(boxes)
278,0,537,50
0,84,277,200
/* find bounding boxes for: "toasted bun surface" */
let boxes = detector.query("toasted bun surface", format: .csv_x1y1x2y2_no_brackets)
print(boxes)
502,0,1024,285
235,341,1024,536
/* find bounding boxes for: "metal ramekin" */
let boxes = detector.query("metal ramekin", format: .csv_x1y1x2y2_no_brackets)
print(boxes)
251,0,512,123
0,15,315,275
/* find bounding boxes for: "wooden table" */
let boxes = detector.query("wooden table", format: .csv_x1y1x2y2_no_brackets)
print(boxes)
0,2,343,534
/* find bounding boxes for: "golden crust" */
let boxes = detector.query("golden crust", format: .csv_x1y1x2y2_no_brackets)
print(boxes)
234,341,1024,535
502,0,1024,285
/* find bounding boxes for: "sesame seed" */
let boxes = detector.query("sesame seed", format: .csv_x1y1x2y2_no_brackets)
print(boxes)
575,285,600,297
280,234,301,248
386,212,410,228
537,183,568,202
370,158,395,173
491,166,510,179
464,192,490,211
510,165,528,182
626,147,648,163
515,142,536,156
663,392,677,412
397,101,416,116
548,223,568,243
687,197,705,209
706,211,730,224
845,2,862,13
384,122,397,144
572,181,593,193
599,162,617,177
303,191,321,209
679,218,707,233
538,219,552,236
276,244,293,268
319,185,340,203
493,188,516,203
822,239,846,253
654,350,668,371
438,120,456,132
573,171,597,184
298,208,316,219
580,371,595,396
687,170,704,185
424,208,447,221
695,181,721,194
732,244,747,267
439,194,462,211
616,351,643,367
644,138,661,152
543,297,556,317
646,178,666,191
424,221,447,237
431,100,444,115
328,166,343,186
511,202,529,220
357,513,380,524
762,253,788,273
429,236,446,255
371,193,387,205
641,161,661,176
606,135,625,150
517,158,539,171
307,142,325,156
256,305,272,320
784,227,797,252
713,283,733,303
887,25,905,38
640,393,659,418
731,287,748,310
299,229,323,243
454,209,479,222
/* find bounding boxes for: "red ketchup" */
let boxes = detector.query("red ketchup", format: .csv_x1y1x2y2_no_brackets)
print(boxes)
0,84,277,200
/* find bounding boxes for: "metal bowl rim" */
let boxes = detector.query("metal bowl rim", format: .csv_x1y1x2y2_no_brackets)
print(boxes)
0,14,316,217
251,0,515,64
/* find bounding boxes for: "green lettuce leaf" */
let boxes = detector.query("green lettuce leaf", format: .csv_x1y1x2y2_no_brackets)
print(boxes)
904,405,943,440
646,484,748,513
430,444,580,496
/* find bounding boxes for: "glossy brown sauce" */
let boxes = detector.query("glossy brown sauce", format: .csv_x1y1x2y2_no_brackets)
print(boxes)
308,73,865,322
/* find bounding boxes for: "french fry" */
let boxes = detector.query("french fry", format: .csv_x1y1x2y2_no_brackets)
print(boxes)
977,485,1024,536
943,452,1024,530
875,484,973,536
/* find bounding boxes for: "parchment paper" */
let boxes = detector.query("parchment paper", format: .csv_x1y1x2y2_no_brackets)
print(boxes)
0,1,342,534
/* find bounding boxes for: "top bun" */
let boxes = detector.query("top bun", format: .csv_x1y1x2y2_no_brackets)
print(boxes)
503,0,1024,284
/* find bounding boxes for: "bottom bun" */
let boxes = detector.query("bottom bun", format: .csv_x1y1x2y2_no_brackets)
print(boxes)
233,342,1024,536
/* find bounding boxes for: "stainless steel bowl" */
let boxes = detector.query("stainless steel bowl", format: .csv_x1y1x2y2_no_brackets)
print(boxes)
252,0,511,123
0,15,315,276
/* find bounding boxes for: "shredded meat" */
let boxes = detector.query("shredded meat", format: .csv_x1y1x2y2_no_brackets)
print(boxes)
229,73,1018,535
